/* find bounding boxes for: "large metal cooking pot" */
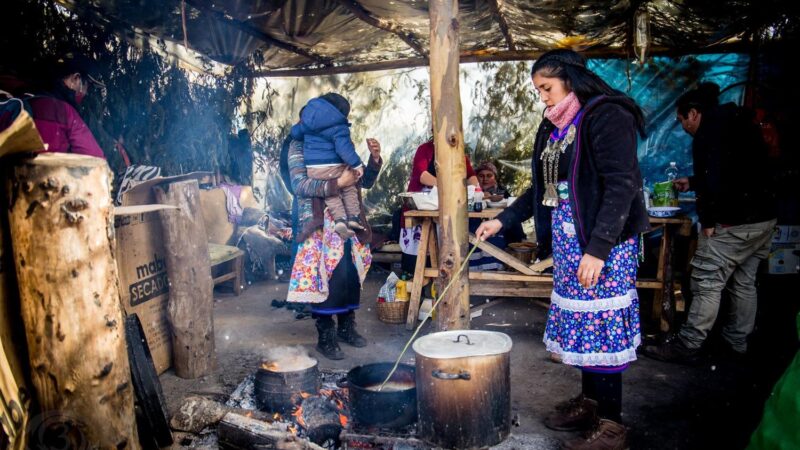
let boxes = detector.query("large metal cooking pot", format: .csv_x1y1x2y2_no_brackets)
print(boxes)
413,330,512,449
254,359,320,413
344,362,417,429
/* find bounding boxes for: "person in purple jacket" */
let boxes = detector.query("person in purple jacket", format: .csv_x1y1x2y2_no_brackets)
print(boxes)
290,93,366,239
29,55,105,159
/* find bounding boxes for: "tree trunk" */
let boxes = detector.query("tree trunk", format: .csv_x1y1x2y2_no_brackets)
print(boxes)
6,153,140,449
429,0,470,331
154,180,216,378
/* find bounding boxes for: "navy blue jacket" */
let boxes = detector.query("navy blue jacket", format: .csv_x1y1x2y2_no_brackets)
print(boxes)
290,97,363,169
497,96,650,261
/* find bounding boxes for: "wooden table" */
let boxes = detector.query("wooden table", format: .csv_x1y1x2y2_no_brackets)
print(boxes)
403,209,692,332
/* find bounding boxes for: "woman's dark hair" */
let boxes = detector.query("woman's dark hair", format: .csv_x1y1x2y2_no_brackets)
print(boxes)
531,49,646,136
676,82,720,117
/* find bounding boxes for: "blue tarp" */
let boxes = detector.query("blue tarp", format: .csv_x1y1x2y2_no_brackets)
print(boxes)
589,53,750,190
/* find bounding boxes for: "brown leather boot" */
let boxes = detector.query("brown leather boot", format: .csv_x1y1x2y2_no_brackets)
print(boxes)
544,394,598,431
562,418,628,450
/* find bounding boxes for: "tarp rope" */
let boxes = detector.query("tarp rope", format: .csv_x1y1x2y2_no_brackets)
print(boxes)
379,240,482,390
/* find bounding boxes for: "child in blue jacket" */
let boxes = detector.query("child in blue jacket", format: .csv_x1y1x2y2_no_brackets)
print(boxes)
290,93,365,238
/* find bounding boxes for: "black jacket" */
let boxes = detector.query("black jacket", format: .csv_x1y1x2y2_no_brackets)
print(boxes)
688,103,775,228
497,96,650,260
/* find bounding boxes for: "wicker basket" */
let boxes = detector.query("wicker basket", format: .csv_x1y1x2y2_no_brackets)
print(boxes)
377,301,409,324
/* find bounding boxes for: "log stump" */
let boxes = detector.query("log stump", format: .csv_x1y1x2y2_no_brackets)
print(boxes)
6,153,139,448
154,180,215,379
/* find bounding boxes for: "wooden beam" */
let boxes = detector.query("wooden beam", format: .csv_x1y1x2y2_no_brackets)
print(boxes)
248,42,750,77
429,0,469,331
468,234,537,275
183,0,332,66
471,283,552,298
336,0,428,57
486,0,516,50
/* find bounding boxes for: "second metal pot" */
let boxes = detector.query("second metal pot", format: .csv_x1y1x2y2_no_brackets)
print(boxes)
344,362,417,429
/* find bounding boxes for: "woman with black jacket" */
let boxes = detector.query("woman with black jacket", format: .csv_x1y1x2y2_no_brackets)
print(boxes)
476,49,650,450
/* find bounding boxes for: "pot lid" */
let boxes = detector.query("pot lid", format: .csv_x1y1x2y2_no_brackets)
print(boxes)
412,330,512,359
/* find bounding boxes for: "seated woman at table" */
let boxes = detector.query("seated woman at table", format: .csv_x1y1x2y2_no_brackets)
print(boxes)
475,161,525,245
476,161,508,201
399,138,478,274
476,49,649,449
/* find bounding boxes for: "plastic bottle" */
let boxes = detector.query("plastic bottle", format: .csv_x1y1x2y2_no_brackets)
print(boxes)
664,162,679,207
473,186,484,212
395,275,409,302
665,162,678,181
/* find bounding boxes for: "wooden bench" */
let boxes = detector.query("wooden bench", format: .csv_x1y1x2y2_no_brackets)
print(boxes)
209,243,245,295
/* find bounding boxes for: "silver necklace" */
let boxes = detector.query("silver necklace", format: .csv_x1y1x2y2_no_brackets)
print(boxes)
540,124,576,207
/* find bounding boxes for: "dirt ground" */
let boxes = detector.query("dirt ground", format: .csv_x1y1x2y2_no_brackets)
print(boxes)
159,269,799,449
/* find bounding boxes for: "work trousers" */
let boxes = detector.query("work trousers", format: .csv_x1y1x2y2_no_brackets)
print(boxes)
679,219,776,352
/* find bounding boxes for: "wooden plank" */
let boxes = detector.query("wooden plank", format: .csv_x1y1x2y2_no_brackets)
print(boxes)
248,44,749,77
468,271,553,283
471,283,552,298
430,0,469,331
528,257,553,273
406,220,432,330
405,208,504,219
636,280,663,289
468,234,537,275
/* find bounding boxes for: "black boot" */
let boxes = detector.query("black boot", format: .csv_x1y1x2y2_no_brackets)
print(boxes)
316,316,344,360
337,311,367,347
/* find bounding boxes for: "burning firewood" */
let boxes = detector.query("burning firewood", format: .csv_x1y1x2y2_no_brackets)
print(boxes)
218,412,325,450
171,396,273,433
296,396,344,446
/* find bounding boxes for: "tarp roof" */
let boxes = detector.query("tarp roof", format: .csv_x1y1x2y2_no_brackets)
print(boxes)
58,0,786,76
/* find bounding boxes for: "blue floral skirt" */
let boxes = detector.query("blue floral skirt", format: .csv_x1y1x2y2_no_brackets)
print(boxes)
543,191,641,368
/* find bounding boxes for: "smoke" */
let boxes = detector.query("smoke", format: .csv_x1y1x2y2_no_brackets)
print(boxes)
261,345,317,372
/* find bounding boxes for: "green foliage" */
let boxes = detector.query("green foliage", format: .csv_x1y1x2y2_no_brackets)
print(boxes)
1,0,251,180
468,61,543,195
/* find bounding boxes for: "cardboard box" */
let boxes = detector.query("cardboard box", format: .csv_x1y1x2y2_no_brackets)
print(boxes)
768,244,800,275
114,204,176,374
114,172,209,374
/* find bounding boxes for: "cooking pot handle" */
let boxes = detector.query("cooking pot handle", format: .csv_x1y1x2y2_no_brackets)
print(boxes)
453,334,474,345
432,369,471,380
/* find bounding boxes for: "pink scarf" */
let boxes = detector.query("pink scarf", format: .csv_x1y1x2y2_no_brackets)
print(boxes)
544,92,582,131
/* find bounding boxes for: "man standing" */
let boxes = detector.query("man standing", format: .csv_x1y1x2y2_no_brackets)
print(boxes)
644,83,776,362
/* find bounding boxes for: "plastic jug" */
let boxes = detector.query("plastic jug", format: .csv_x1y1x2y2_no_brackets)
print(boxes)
395,275,409,302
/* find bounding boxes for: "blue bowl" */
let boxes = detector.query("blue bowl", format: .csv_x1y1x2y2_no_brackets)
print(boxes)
647,206,681,218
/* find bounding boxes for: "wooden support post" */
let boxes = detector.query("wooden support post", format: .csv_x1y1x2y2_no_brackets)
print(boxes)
429,0,470,331
7,154,139,448
154,180,216,378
